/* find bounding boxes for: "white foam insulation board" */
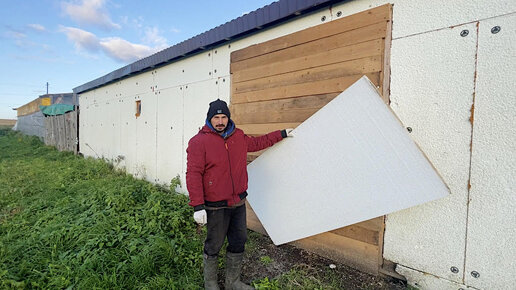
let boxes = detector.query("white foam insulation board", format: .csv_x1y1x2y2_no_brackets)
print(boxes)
247,76,450,245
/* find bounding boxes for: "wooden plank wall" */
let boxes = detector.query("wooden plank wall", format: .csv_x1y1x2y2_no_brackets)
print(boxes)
231,5,392,274
44,111,78,154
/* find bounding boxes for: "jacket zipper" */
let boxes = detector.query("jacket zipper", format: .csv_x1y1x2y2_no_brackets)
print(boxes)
225,140,237,205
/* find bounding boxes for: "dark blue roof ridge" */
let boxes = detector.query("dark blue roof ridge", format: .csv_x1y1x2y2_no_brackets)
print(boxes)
74,0,340,94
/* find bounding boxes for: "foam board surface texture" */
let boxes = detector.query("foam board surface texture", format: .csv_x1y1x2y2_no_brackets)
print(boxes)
247,76,450,245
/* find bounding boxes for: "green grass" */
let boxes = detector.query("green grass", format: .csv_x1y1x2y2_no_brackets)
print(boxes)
0,128,404,290
0,129,204,289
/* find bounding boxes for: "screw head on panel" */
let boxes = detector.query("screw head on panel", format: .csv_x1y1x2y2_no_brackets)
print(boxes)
450,266,459,274
491,26,501,34
460,30,469,37
321,16,326,22
407,127,412,133
471,271,480,278
336,11,342,17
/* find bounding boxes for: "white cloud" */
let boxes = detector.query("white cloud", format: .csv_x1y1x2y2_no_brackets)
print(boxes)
27,24,46,32
60,26,101,52
60,26,165,63
61,0,120,30
170,27,181,34
99,37,153,62
143,27,168,49
5,30,26,40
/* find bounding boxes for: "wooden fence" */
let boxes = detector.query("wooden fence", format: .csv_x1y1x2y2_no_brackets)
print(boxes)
44,110,78,154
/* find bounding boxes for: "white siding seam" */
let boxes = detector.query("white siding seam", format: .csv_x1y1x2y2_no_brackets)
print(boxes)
462,20,480,284
155,79,159,183
392,11,516,41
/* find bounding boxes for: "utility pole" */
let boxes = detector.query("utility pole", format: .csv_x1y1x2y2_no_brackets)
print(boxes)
46,82,49,94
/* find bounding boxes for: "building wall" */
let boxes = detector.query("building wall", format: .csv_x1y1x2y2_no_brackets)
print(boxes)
324,0,514,289
78,3,336,185
14,111,46,139
78,0,516,289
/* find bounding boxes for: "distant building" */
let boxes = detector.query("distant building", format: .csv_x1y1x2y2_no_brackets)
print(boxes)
13,93,75,138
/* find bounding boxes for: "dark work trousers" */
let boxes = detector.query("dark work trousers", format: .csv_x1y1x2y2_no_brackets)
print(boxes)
204,204,247,257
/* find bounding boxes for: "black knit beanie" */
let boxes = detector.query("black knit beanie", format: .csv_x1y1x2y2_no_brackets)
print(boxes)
206,99,231,121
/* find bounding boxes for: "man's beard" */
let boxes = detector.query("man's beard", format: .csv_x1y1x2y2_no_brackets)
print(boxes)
215,125,226,132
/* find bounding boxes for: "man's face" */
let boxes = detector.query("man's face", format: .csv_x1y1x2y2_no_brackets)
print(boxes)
210,114,228,132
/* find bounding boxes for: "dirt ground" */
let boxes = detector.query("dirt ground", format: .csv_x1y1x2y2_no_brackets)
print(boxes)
237,232,407,289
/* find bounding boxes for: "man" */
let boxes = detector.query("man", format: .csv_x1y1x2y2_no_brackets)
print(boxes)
186,99,292,290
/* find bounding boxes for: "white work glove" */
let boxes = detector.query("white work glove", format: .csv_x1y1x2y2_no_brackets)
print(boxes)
193,210,207,225
285,128,294,137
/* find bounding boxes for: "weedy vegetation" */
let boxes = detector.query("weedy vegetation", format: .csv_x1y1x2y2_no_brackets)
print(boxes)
0,129,203,289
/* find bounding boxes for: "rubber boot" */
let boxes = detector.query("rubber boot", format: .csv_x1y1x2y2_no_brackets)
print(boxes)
225,251,254,290
204,254,220,290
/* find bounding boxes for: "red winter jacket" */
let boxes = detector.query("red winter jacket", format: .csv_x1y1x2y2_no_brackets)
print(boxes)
186,124,284,210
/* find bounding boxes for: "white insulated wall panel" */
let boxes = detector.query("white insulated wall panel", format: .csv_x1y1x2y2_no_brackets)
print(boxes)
135,92,157,182
247,76,449,245
156,87,184,185
331,0,516,39
465,14,516,289
182,80,222,186
104,97,119,160
79,90,99,158
78,91,90,157
212,45,231,78
120,72,154,97
118,95,137,173
383,23,477,282
154,52,214,90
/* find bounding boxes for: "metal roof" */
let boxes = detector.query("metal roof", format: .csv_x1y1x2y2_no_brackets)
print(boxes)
73,0,342,94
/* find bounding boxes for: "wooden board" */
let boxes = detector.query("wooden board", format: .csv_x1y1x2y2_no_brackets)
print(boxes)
232,39,383,83
231,4,392,62
231,21,387,72
292,232,380,274
232,73,380,104
231,5,393,275
232,56,383,95
232,93,339,124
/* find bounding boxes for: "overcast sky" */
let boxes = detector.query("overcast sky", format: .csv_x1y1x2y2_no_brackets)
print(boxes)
0,0,274,119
